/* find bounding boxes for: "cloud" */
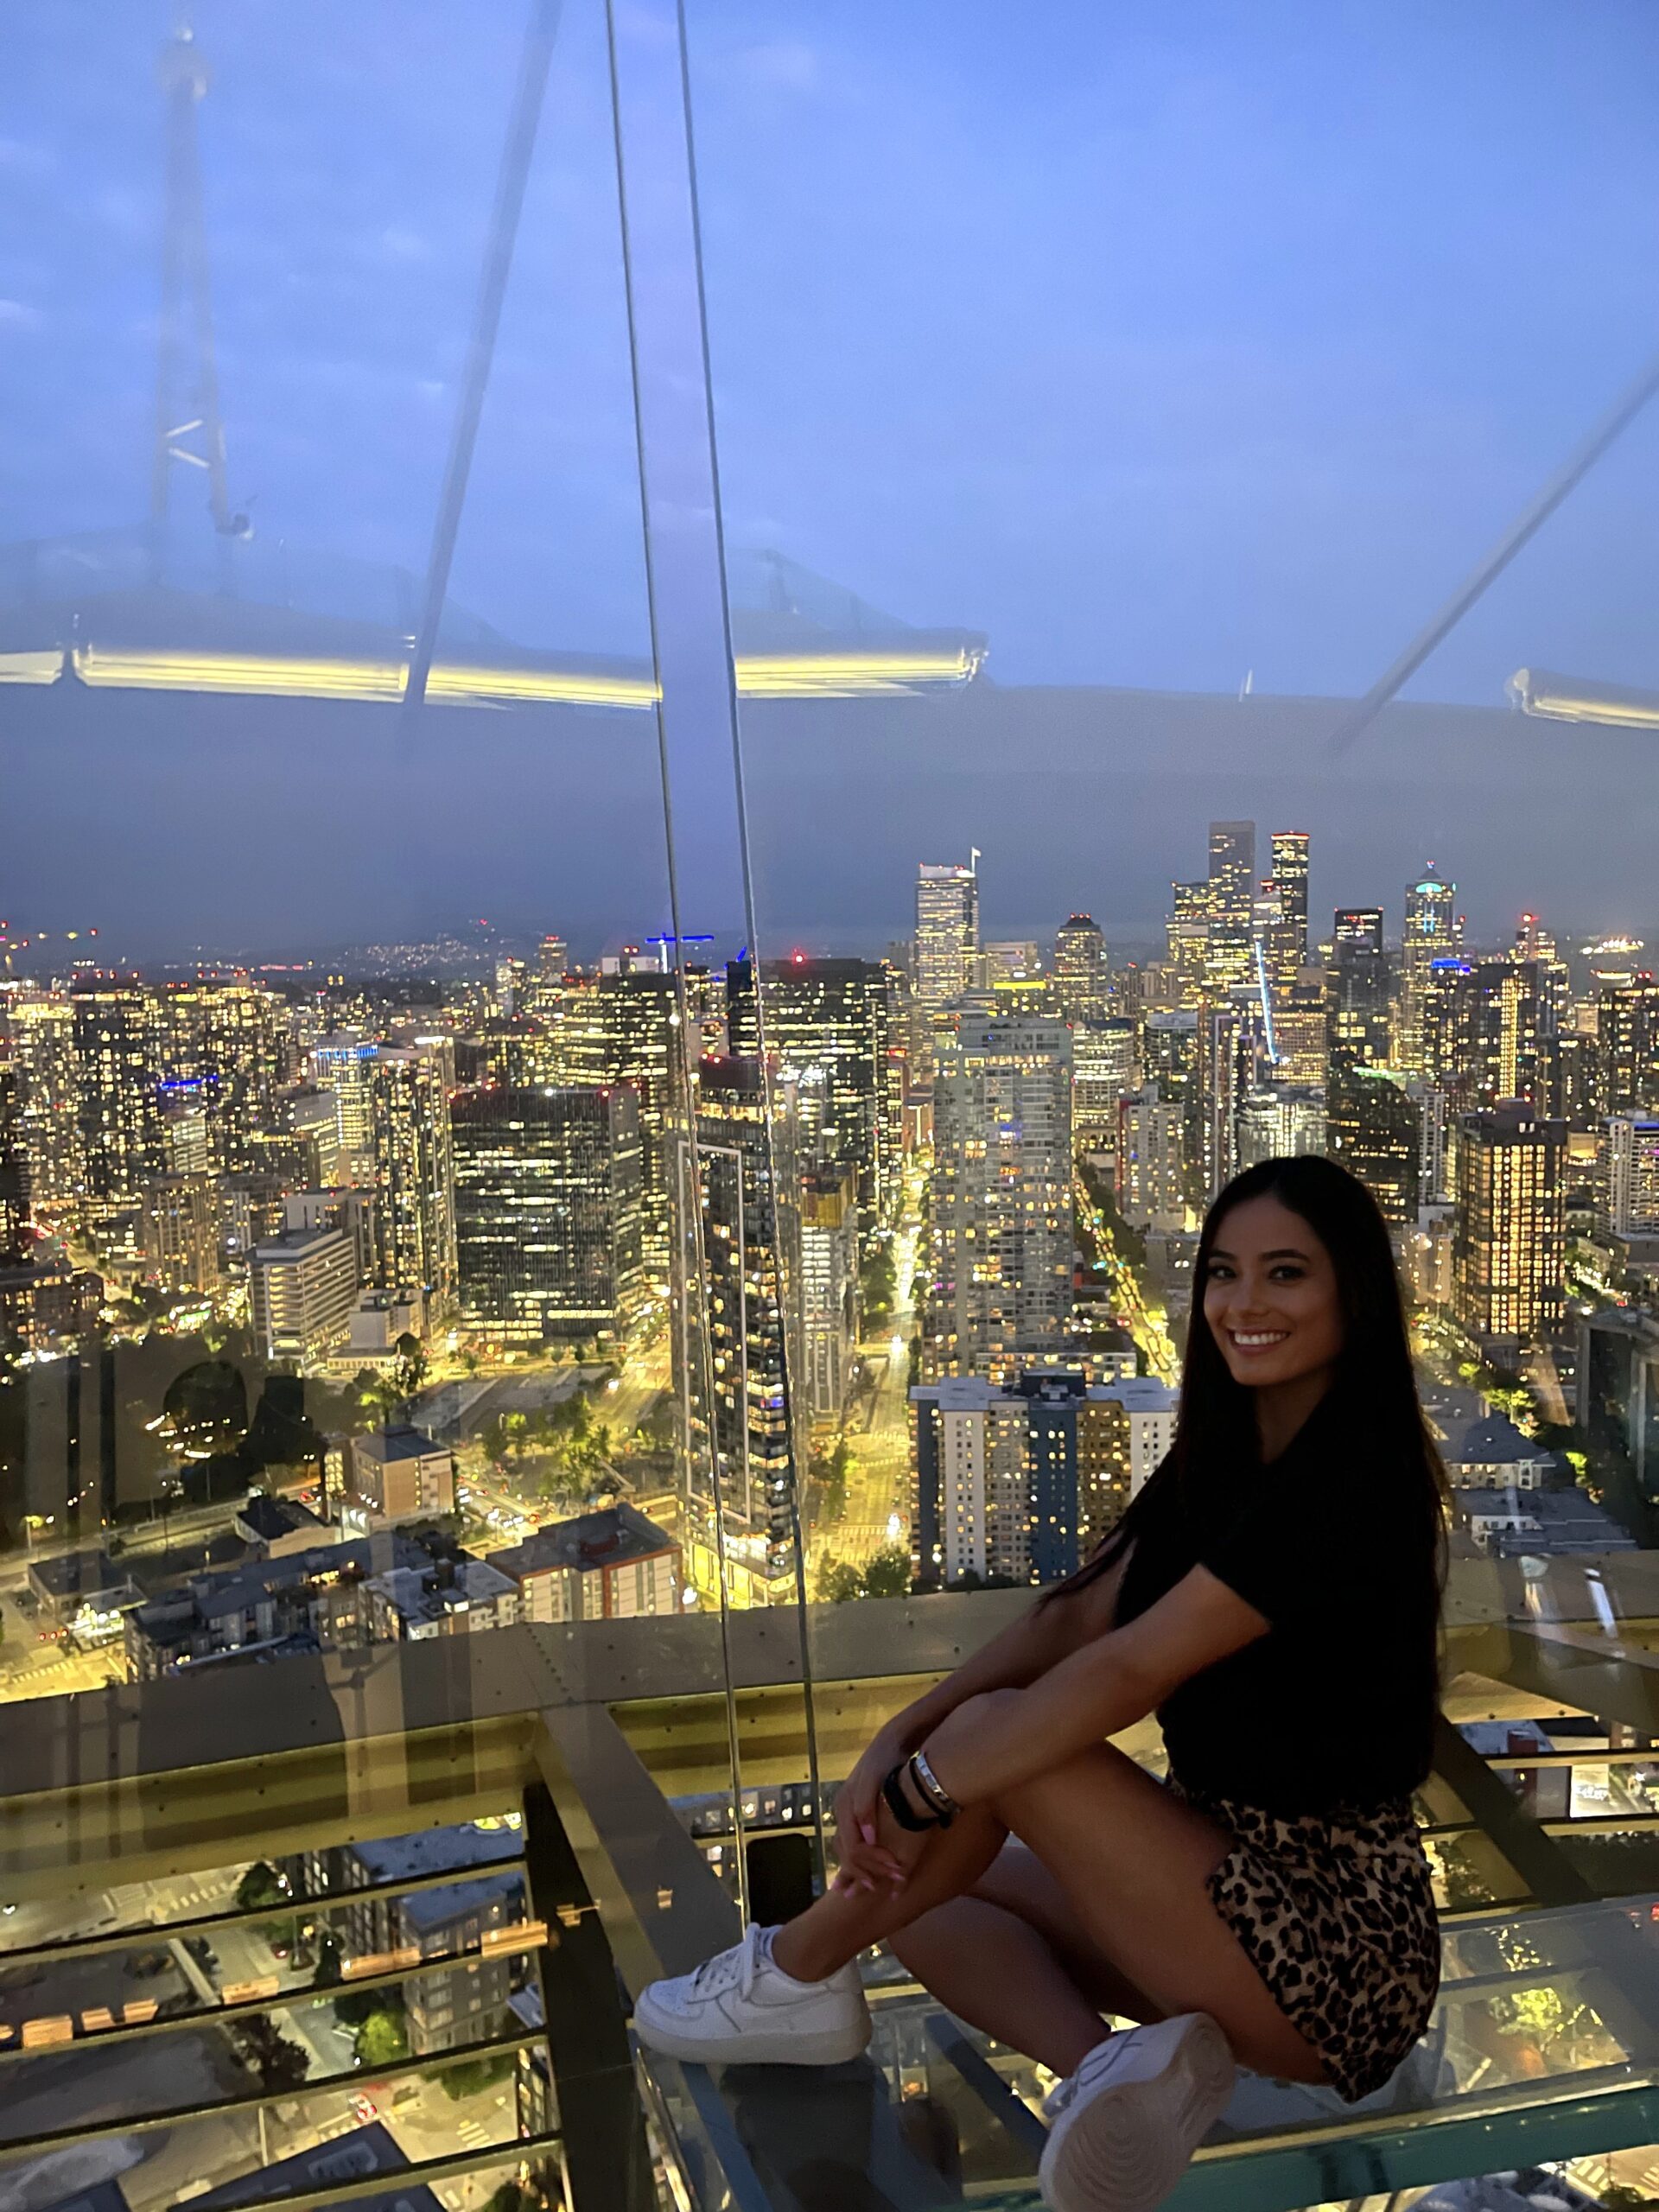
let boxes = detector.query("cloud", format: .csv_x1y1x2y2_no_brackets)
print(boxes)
0,298,44,331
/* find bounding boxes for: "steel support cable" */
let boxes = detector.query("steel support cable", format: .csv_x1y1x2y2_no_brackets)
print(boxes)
402,0,563,727
1327,347,1659,761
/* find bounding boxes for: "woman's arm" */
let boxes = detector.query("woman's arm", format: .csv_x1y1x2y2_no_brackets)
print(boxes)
919,1564,1268,1808
833,1548,1134,1885
883,1544,1135,1746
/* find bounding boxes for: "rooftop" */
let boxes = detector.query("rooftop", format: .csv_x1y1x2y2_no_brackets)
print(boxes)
489,1503,677,1581
354,1424,448,1466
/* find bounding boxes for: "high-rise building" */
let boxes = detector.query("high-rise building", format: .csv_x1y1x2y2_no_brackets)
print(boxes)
4,993,84,1213
72,982,164,1207
451,1085,645,1344
250,1224,358,1364
1400,868,1458,1071
914,861,980,1010
794,1162,858,1424
554,971,681,1292
162,982,292,1172
1235,1084,1326,1171
927,1007,1072,1378
1071,1019,1139,1152
1326,1066,1420,1229
0,1051,28,1265
1453,1102,1567,1345
139,1173,222,1294
911,1370,1177,1588
1054,915,1109,1025
1599,1117,1659,1240
311,1033,378,1183
1116,1086,1189,1234
728,957,899,1243
1329,908,1390,1075
1446,961,1547,1112
687,1056,798,1599
1597,973,1659,1118
1205,821,1257,996
1267,832,1310,989
1141,1007,1202,1212
370,1040,457,1315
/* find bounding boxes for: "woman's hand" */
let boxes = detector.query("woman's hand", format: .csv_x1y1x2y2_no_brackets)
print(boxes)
832,1719,916,1892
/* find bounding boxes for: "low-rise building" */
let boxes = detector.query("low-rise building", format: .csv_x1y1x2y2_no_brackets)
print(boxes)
194,2120,442,2211
346,1425,454,1529
232,1491,334,1558
489,1503,680,1624
365,1553,518,1641
1455,1485,1639,1559
249,1224,357,1366
1440,1411,1553,1491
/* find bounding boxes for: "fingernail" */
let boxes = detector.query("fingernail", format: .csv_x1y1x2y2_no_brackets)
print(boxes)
860,1823,875,1845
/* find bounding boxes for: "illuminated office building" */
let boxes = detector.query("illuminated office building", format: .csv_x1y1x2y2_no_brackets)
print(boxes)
250,1223,358,1365
927,1007,1072,1379
71,982,164,1208
1071,1018,1139,1151
0,1053,27,1264
311,1031,378,1182
727,956,899,1243
794,1161,858,1423
139,1172,222,1294
914,860,981,1010
1453,1103,1567,1346
370,1040,457,1315
451,1085,644,1345
555,971,681,1291
912,1370,1177,1588
1236,1084,1326,1170
1197,990,1272,1198
1116,1085,1190,1234
163,982,293,1172
1267,831,1310,991
1400,868,1458,1071
1054,914,1109,1024
1326,1065,1421,1229
4,993,84,1212
1597,972,1659,1118
1142,1007,1203,1211
687,1056,798,1600
1599,1117,1659,1240
1166,876,1213,1006
1205,820,1257,996
1329,908,1390,1074
1444,960,1548,1113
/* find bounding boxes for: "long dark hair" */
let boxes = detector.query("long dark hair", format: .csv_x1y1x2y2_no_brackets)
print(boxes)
1046,1154,1448,1603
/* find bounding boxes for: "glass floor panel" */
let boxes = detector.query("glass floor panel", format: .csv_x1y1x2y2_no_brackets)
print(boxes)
638,1894,1659,2212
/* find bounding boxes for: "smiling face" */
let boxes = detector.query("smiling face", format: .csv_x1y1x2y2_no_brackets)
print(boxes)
1201,1192,1344,1395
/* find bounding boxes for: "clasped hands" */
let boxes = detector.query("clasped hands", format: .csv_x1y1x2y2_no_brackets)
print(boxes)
830,1689,1020,1894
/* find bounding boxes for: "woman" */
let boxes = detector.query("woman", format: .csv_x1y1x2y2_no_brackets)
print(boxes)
636,1156,1447,2212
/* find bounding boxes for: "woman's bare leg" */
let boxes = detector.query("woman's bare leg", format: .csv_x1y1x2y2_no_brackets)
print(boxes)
773,1744,1328,2088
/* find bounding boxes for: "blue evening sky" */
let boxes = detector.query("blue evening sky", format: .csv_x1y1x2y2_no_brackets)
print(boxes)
3,0,1658,699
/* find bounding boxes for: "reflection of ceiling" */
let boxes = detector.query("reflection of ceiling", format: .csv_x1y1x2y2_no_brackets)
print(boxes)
0,531,988,702
1508,667,1659,733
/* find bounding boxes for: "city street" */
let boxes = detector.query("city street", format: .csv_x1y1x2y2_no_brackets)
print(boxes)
808,1214,920,1589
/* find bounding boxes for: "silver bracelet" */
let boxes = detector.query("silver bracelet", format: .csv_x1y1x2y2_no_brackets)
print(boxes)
910,1745,961,1821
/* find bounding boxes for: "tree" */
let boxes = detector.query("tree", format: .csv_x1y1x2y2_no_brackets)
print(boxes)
862,1545,912,1599
310,1929,343,1987
236,1860,288,1912
440,2052,515,2101
820,1560,865,1605
355,1999,410,2067
232,2012,310,2094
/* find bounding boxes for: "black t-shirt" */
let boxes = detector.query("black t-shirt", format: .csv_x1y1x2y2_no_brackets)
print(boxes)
1113,1390,1440,1815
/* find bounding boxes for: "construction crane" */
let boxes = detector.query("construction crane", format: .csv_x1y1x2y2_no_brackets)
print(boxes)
150,9,251,581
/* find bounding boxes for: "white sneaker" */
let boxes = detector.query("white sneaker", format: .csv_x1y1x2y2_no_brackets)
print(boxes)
632,1923,872,2065
1039,2012,1236,2212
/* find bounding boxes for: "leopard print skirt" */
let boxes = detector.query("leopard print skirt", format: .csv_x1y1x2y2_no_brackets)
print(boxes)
1165,1772,1441,2102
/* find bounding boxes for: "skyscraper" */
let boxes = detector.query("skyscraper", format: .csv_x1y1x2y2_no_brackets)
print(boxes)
927,1007,1072,1378
554,971,682,1292
727,956,899,1243
370,1039,457,1315
0,1052,28,1265
1400,868,1458,1071
1053,915,1109,1025
452,1086,644,1344
1446,961,1547,1112
1599,1116,1659,1240
311,1032,378,1183
1326,1065,1421,1229
687,1055,798,1600
1205,821,1257,996
1453,1102,1566,1346
72,982,164,1208
1596,971,1659,1118
1267,831,1310,989
914,861,981,1010
4,994,84,1213
1329,908,1390,1075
